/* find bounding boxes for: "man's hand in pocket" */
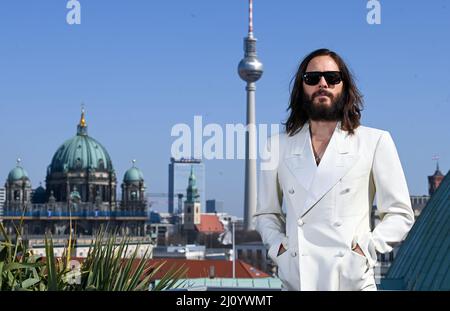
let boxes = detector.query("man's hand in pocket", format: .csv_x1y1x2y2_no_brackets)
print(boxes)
277,243,287,256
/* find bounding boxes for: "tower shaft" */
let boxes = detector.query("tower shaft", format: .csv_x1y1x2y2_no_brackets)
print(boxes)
238,0,263,231
244,82,257,231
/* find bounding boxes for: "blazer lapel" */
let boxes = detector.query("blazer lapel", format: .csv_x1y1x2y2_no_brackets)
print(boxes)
301,123,360,217
284,123,317,193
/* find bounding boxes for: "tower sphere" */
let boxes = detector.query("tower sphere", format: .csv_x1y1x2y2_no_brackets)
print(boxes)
238,57,263,83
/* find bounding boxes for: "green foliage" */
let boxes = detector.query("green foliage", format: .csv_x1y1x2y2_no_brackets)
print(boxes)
76,228,188,291
0,222,188,291
0,221,44,290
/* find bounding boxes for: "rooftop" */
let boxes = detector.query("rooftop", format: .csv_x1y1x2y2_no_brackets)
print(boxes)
381,170,450,291
147,258,270,280
195,214,225,234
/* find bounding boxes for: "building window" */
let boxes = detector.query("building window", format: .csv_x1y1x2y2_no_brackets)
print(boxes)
237,249,243,259
256,249,262,260
247,249,253,259
131,191,137,201
14,190,20,201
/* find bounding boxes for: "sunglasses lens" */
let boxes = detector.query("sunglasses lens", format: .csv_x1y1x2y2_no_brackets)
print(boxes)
324,72,342,85
304,72,321,85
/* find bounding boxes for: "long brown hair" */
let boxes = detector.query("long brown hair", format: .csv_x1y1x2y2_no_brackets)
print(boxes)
284,49,363,136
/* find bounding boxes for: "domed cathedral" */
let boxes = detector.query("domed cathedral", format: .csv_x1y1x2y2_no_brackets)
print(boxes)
4,158,32,210
46,109,117,206
1,109,149,238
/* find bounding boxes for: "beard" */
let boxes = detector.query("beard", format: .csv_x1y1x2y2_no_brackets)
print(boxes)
302,90,345,121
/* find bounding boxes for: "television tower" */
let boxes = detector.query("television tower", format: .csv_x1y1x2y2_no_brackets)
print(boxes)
238,0,263,231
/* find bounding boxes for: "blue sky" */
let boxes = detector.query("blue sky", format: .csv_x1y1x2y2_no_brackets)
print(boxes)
0,1,449,217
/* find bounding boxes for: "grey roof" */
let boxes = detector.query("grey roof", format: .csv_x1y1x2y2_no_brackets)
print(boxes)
381,170,450,291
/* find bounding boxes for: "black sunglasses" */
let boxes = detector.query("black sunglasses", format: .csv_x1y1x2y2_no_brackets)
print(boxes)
303,71,342,86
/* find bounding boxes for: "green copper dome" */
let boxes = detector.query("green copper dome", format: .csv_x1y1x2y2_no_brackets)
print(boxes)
124,162,144,182
7,165,29,182
48,110,114,174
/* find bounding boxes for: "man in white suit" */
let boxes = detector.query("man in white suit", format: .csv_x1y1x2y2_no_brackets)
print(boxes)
254,49,414,291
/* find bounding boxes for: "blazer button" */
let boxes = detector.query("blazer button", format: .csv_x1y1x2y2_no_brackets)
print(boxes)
333,221,342,227
336,251,345,257
297,218,304,226
288,188,295,195
291,250,297,257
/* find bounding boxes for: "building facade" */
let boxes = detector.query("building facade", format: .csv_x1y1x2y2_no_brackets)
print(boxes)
206,199,224,213
0,187,6,217
1,110,148,238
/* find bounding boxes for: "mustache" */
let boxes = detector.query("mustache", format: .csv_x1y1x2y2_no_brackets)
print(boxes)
312,89,334,100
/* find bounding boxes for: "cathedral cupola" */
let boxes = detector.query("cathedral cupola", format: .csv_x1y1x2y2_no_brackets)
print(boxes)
5,158,32,205
122,160,146,203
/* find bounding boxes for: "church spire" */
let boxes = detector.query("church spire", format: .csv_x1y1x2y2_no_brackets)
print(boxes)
186,166,200,203
432,155,443,176
77,104,88,136
80,106,86,127
429,155,444,196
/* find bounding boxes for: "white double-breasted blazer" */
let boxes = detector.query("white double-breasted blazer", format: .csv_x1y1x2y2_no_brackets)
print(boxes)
254,122,414,291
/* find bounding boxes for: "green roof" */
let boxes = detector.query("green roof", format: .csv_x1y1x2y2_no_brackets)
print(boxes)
381,170,450,291
123,167,144,182
49,134,113,174
48,112,114,175
7,166,29,182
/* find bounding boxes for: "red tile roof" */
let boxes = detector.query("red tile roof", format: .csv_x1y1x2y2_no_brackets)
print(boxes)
195,214,224,234
146,258,270,279
61,257,270,281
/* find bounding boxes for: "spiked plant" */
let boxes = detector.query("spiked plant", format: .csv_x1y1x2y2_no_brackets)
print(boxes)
33,205,77,291
1,221,189,291
0,221,45,291
77,228,188,291
41,235,75,291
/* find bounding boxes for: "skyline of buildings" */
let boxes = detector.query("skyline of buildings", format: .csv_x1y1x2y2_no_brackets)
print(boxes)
0,110,148,237
2,152,444,218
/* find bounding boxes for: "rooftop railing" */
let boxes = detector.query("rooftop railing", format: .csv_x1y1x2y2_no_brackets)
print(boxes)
1,210,147,218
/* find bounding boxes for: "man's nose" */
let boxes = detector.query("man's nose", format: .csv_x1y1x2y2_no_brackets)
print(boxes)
318,76,328,88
